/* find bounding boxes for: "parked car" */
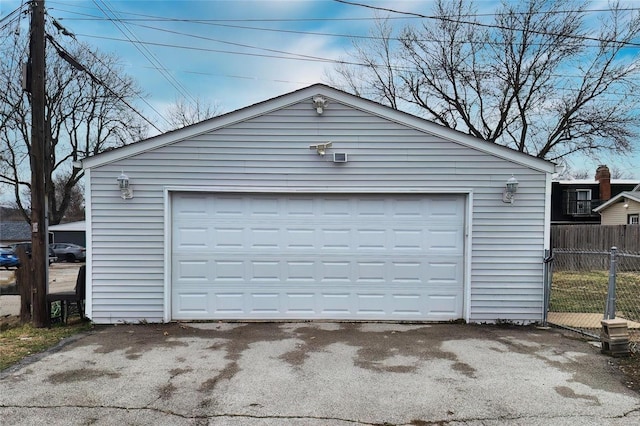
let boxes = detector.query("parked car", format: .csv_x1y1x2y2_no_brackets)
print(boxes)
8,242,58,265
50,242,86,262
0,247,20,269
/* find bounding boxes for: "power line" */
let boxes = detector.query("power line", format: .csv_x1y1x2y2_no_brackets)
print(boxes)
75,32,340,63
45,0,640,21
334,0,640,48
42,1,639,109
74,31,639,85
47,4,640,51
91,0,198,107
46,31,163,133
0,3,28,33
122,21,348,63
112,15,640,51
46,13,172,128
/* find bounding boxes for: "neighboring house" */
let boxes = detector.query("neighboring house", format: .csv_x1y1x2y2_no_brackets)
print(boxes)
593,186,640,225
0,222,31,246
551,165,640,224
49,220,86,246
80,84,555,325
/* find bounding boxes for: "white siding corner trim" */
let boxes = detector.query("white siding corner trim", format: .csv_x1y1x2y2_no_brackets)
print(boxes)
163,186,473,322
85,168,93,319
464,191,473,322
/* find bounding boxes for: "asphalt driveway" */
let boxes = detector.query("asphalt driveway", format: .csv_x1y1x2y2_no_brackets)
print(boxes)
1,322,639,425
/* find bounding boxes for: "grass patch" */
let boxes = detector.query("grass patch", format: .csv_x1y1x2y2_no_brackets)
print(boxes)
0,318,93,371
550,270,640,321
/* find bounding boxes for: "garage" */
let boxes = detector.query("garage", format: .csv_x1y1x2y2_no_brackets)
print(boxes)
171,192,465,321
82,84,554,324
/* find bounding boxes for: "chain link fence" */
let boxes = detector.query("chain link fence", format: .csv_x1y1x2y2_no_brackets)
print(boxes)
548,248,640,351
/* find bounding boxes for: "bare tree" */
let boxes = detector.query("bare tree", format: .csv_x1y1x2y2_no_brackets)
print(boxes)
570,166,632,180
328,0,640,162
0,27,147,225
52,173,84,222
166,97,222,130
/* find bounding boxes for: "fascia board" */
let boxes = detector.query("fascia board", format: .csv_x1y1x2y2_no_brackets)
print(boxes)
593,192,640,212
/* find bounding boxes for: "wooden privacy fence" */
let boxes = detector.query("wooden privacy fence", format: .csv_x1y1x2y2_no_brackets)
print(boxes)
551,225,640,252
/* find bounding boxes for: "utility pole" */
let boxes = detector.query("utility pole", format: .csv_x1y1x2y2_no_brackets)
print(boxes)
29,0,49,328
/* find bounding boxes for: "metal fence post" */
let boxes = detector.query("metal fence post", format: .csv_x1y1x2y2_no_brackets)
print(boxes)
543,249,553,326
604,246,618,320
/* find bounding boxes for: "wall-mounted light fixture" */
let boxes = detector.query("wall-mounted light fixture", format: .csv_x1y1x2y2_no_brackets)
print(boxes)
624,199,629,209
502,175,519,204
312,96,328,115
309,141,332,156
117,172,133,199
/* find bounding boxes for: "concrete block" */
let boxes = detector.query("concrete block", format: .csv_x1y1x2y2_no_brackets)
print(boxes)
601,319,629,339
601,340,630,357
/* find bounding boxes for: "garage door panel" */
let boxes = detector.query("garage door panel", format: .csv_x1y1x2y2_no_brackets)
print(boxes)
285,228,315,249
429,229,463,251
214,260,245,281
172,193,465,320
175,255,462,287
393,199,424,217
320,228,351,249
427,293,463,316
249,227,280,249
286,261,316,281
285,198,315,216
175,293,209,313
174,226,210,248
176,260,209,281
250,293,280,313
213,196,245,216
430,197,465,218
173,289,464,320
426,260,463,283
284,293,316,314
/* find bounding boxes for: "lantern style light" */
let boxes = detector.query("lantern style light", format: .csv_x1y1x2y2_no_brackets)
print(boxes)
502,175,519,204
117,172,133,199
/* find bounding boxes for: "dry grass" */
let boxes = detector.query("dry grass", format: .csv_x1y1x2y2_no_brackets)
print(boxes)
0,317,93,371
550,270,640,322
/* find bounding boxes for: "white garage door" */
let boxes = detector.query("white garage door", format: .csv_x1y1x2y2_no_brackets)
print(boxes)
171,193,465,321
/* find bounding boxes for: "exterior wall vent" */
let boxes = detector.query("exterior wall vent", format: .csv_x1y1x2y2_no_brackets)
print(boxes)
333,152,348,163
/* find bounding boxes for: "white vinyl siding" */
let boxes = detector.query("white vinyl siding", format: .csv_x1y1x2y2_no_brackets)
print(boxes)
87,98,549,324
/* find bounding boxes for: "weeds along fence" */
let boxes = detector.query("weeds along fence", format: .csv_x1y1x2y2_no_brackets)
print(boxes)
548,248,640,351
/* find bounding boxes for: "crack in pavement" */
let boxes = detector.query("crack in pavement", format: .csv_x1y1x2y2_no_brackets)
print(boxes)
2,404,640,425
0,404,377,424
622,405,640,417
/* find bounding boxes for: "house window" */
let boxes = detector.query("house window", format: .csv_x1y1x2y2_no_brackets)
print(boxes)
629,214,639,225
563,189,595,215
575,189,592,214
575,189,591,214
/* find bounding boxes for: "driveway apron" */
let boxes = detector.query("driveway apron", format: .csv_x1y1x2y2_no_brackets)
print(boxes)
1,323,639,425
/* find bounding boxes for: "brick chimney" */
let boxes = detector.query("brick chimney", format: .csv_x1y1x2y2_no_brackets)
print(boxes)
595,165,611,201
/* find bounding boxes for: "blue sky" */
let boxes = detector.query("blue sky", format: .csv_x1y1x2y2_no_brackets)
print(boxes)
1,0,638,178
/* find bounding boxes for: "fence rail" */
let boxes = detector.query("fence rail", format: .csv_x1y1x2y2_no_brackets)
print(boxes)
551,225,640,252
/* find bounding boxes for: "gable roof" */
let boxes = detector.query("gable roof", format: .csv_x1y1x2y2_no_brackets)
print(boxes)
593,191,640,213
0,222,31,242
82,83,555,173
49,220,86,232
